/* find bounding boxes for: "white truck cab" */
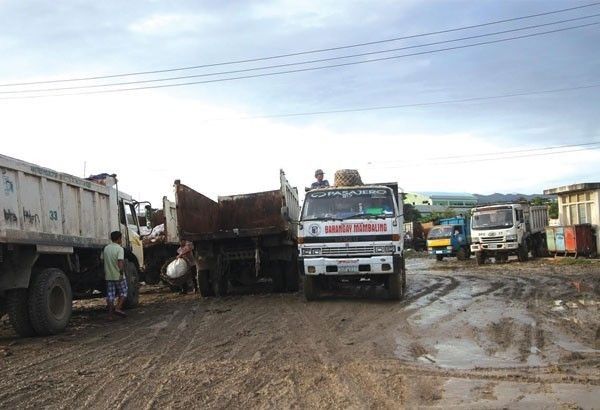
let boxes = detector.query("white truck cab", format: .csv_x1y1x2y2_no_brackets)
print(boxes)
470,203,548,264
298,184,405,300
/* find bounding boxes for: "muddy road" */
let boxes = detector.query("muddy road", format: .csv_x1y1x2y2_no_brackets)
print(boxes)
1,257,599,409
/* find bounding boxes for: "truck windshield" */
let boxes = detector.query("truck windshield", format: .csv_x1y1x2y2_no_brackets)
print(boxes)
472,209,514,230
302,188,395,221
428,225,454,239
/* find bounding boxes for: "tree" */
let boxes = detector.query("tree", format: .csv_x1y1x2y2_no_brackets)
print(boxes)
403,203,421,222
548,201,558,219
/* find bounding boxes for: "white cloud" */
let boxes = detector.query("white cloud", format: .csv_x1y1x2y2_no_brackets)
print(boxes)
128,13,216,35
1,91,598,209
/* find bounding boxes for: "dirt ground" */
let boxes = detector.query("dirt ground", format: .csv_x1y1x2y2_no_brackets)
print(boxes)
1,256,599,409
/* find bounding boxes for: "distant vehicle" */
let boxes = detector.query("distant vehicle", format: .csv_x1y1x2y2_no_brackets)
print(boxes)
403,221,426,251
470,203,548,264
173,170,300,296
0,154,143,337
298,176,405,300
427,216,471,261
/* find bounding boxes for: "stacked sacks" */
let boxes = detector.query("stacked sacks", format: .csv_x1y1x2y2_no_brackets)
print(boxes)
334,169,363,187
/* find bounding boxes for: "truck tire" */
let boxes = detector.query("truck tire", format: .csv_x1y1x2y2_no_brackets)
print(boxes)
388,273,403,300
476,252,486,266
197,270,214,297
28,269,72,336
124,261,140,308
303,276,319,301
285,261,300,292
6,289,36,337
435,255,444,261
456,247,467,261
211,272,228,297
518,244,529,262
271,263,286,293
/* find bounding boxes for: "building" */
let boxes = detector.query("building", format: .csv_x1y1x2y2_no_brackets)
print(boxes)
543,182,600,254
404,192,478,217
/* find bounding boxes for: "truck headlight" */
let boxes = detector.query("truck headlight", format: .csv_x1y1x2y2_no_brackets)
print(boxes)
375,246,384,253
312,248,322,255
506,234,517,241
446,246,453,250
302,248,311,255
384,245,395,252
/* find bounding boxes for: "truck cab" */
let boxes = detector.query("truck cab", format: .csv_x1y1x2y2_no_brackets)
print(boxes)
298,184,405,300
470,203,548,264
427,217,471,261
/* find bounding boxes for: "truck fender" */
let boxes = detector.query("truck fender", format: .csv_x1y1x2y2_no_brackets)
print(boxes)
0,246,39,290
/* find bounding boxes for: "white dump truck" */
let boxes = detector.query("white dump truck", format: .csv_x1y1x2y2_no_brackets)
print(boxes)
470,203,548,264
298,177,405,300
0,154,144,336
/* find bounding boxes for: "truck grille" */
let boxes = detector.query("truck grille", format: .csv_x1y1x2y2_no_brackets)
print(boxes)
322,246,374,256
481,236,503,243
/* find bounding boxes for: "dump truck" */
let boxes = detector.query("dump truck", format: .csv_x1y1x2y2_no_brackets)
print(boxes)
470,203,548,264
298,178,405,300
403,221,426,251
174,170,300,296
0,154,143,336
427,216,471,261
140,196,180,285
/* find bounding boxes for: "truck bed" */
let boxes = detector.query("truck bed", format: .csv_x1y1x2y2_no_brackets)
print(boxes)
0,154,117,249
174,170,299,241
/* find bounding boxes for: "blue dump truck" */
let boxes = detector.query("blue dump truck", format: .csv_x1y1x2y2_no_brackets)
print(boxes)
427,216,471,261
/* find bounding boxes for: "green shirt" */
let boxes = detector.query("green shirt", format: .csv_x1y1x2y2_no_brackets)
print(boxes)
103,243,124,281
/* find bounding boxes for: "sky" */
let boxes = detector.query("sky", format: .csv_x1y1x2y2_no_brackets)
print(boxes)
1,0,599,206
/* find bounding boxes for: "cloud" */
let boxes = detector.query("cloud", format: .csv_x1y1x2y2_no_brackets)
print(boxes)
128,13,216,35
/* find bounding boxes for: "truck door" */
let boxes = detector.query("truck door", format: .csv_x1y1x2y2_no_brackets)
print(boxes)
120,200,144,267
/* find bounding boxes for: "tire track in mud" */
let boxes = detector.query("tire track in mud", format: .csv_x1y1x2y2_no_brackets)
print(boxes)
77,308,195,409
283,299,399,408
0,314,165,406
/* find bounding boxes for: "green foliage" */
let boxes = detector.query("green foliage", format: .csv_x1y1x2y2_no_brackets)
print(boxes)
403,203,421,222
530,196,558,219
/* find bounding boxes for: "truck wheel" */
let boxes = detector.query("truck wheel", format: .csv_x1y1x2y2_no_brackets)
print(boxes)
517,244,529,262
435,255,444,261
303,276,319,301
197,270,214,297
271,263,286,293
212,272,228,297
388,273,403,300
476,252,486,266
456,247,467,261
28,269,73,336
124,261,140,308
285,261,300,292
6,289,36,337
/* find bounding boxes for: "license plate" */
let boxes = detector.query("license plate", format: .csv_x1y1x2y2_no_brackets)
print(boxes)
435,251,444,254
338,266,357,273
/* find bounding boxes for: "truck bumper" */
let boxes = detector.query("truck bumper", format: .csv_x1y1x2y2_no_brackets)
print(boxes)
471,242,518,252
428,249,453,256
302,255,397,276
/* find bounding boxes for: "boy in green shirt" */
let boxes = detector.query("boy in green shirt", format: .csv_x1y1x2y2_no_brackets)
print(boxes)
103,231,127,319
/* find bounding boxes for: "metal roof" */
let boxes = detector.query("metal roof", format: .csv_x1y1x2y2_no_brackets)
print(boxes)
543,182,600,195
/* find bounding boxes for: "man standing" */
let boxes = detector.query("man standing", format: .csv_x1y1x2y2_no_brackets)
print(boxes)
311,169,330,189
104,231,128,319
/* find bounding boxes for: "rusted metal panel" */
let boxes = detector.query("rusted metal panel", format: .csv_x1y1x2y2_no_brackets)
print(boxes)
174,181,219,238
218,190,285,231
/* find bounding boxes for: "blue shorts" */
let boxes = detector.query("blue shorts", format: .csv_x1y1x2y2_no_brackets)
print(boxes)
106,278,128,302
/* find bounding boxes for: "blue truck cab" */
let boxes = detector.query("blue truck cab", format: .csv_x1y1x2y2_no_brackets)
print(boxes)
427,216,472,261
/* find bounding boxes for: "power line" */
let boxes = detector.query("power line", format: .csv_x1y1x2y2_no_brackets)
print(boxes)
369,141,600,165
4,14,598,95
222,84,600,121
1,1,598,88
370,144,600,169
3,21,598,100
